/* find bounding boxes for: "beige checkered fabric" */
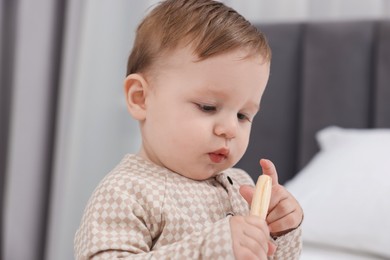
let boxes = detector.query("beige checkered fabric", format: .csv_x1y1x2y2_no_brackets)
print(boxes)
74,154,301,259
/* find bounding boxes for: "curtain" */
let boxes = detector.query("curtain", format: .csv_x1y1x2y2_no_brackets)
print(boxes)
44,1,144,259
227,0,390,22
1,0,69,259
1,1,389,260
0,0,17,258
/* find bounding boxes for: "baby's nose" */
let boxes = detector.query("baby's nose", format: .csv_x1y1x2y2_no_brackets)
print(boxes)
214,117,238,139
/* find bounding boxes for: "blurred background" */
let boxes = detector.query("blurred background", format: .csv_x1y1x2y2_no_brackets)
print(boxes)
1,0,389,260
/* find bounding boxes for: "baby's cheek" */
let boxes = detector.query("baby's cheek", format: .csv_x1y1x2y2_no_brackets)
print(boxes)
240,133,251,151
233,137,250,163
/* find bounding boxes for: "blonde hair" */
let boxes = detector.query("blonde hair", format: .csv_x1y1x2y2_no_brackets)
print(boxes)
126,0,271,76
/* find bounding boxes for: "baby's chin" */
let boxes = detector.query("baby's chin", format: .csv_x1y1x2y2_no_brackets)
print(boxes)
175,165,233,181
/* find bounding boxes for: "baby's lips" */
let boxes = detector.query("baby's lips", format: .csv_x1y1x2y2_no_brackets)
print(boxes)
212,147,230,156
209,153,226,163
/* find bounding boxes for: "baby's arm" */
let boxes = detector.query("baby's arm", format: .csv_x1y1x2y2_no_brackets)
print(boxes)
75,188,236,260
90,218,235,259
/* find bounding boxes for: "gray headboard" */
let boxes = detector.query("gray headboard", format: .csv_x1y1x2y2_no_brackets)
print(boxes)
236,20,390,184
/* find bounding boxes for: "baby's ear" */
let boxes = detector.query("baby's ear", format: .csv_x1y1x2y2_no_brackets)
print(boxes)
124,73,148,120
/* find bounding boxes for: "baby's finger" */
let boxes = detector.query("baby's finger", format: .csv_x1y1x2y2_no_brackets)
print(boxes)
239,185,254,205
267,197,295,225
268,213,300,237
268,208,303,236
267,240,277,256
244,215,269,230
259,159,279,185
266,184,287,214
241,223,270,256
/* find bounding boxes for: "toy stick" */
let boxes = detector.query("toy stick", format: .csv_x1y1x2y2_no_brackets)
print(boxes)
250,175,272,220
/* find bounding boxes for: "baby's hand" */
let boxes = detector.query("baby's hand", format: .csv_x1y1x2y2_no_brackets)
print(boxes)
230,215,276,259
240,159,303,237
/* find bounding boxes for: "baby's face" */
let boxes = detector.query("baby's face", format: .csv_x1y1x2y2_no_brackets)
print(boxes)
138,46,270,180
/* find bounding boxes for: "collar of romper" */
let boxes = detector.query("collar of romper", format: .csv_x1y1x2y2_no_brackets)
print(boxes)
215,172,250,217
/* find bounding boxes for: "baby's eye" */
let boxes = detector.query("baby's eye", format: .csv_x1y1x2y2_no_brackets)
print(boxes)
237,113,251,122
197,104,217,113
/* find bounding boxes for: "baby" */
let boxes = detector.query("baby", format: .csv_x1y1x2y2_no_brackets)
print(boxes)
74,0,303,259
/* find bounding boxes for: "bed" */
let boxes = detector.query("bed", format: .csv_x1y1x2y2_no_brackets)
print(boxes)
236,20,390,259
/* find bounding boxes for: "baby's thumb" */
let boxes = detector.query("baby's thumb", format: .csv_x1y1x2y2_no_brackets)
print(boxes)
239,185,254,205
267,240,277,256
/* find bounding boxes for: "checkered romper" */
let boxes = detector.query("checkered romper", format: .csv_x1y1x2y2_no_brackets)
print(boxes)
74,154,301,259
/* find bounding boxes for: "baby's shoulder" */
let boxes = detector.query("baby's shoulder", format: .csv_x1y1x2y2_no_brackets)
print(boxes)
114,155,167,190
79,155,167,236
91,154,168,204
224,167,255,186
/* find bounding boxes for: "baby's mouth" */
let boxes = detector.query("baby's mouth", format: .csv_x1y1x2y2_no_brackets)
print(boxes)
208,148,229,163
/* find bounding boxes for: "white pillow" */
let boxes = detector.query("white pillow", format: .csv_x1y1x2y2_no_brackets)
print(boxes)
285,126,390,258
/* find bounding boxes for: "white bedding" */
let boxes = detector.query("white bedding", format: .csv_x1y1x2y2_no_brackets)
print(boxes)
285,126,390,260
301,244,386,260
